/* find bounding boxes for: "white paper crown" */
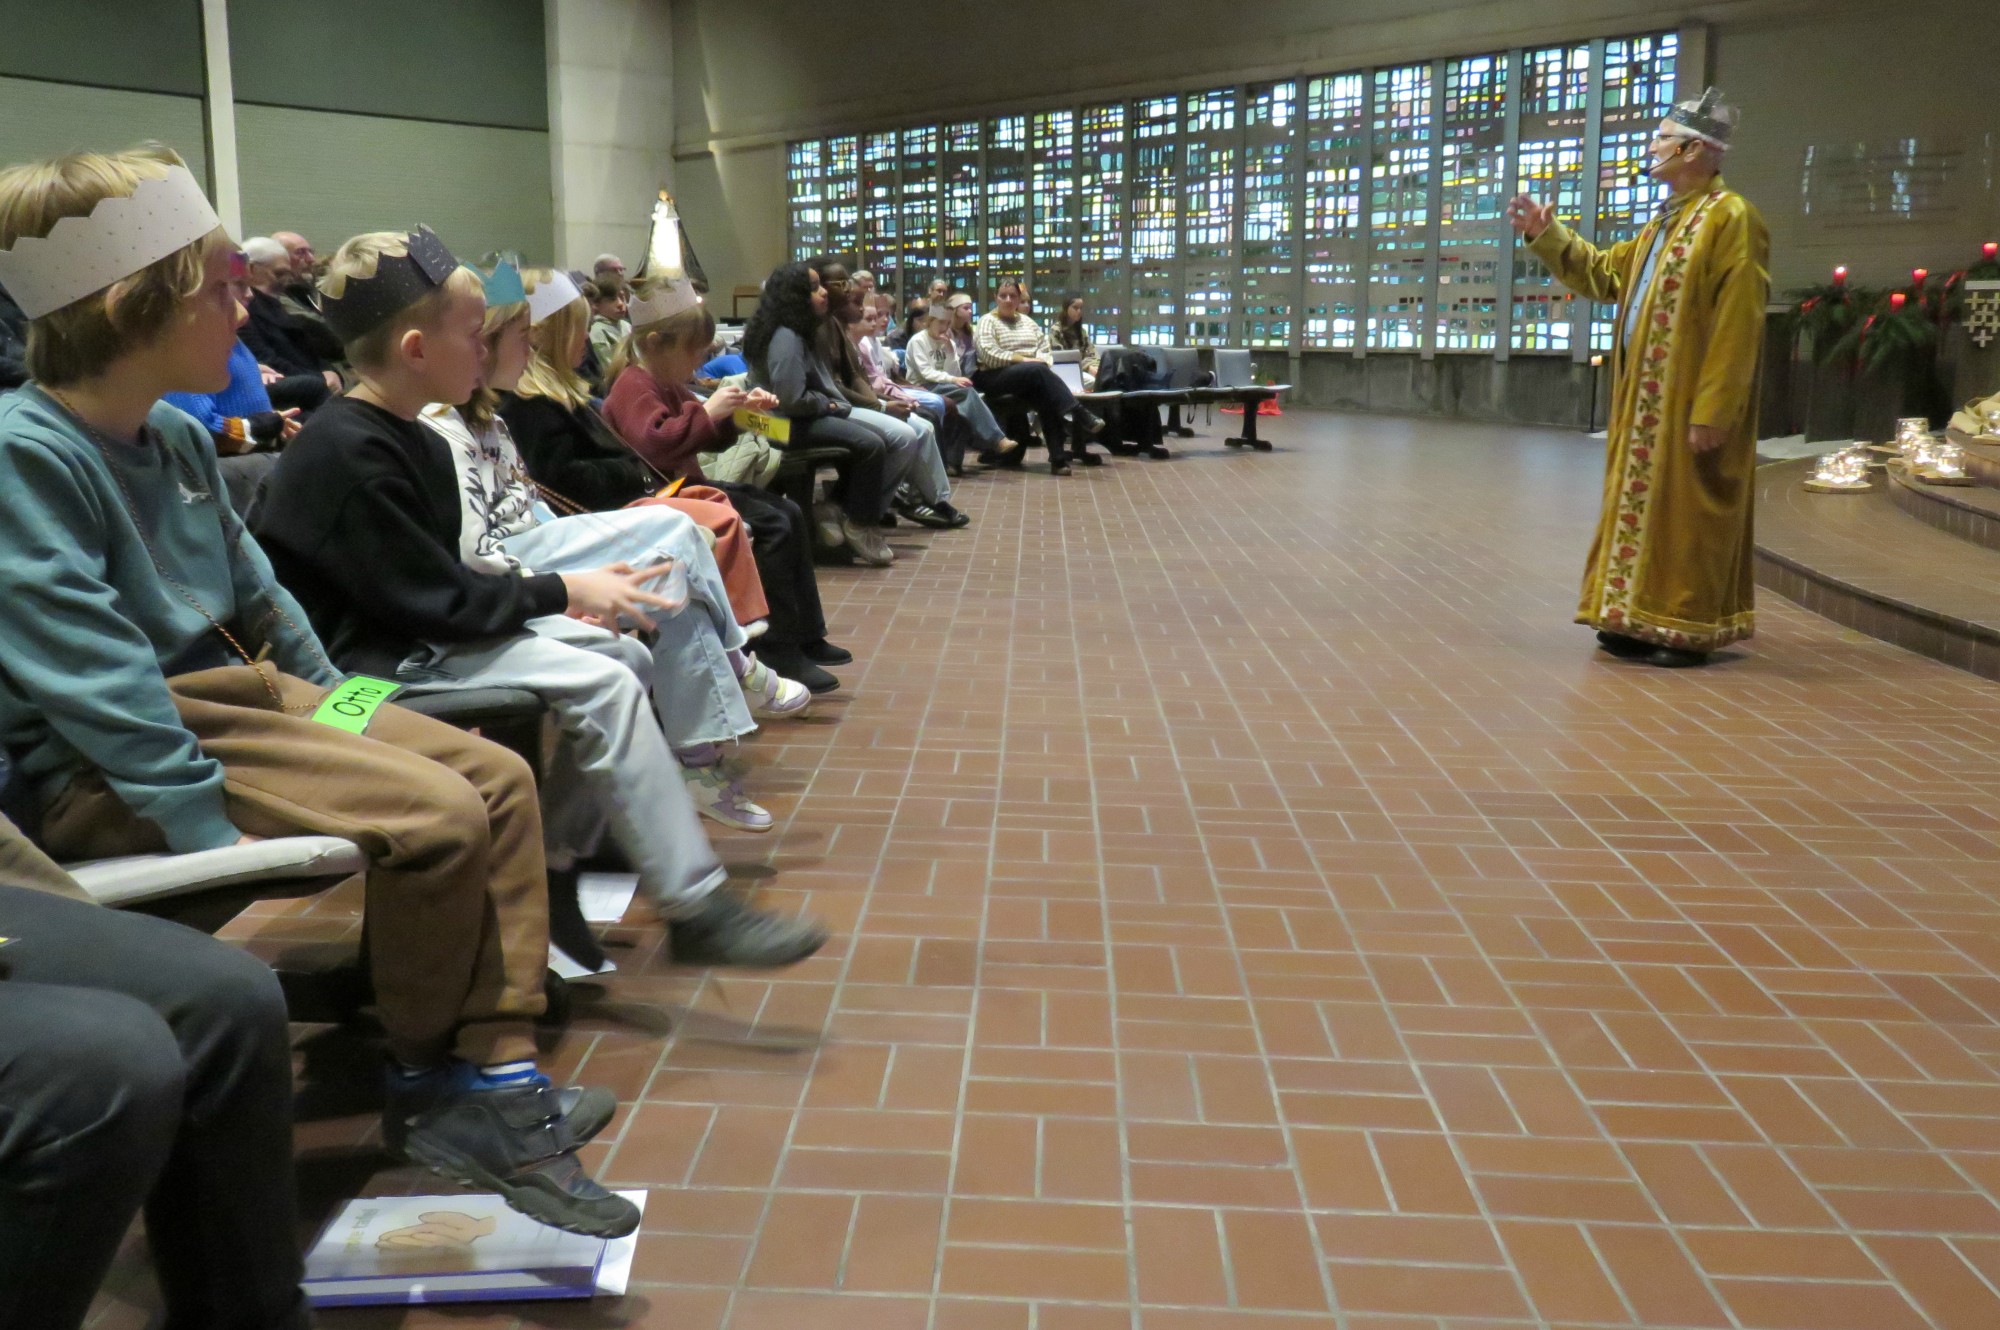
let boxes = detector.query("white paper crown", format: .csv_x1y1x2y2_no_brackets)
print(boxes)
627,276,702,328
0,165,220,319
526,270,581,325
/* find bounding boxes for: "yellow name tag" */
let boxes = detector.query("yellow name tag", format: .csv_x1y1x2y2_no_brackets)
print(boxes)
733,408,791,443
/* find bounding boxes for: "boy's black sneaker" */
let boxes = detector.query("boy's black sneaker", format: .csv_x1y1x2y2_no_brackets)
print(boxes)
669,891,828,968
383,1067,616,1160
401,1073,638,1238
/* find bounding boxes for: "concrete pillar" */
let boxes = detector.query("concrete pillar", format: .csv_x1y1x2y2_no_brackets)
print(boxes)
545,0,676,272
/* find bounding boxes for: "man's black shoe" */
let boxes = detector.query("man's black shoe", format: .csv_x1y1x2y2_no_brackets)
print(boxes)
1139,443,1171,459
670,891,829,968
401,1075,639,1238
1595,631,1653,659
992,442,1028,468
1075,451,1103,467
933,500,972,528
803,640,854,666
384,1073,616,1160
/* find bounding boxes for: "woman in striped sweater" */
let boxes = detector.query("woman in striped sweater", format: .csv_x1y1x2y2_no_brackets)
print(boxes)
972,278,1102,475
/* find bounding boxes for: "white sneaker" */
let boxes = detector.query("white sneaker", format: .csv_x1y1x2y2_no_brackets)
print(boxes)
843,517,894,566
813,500,846,549
739,654,812,718
680,763,774,832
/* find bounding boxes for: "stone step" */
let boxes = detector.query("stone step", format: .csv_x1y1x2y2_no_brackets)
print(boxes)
1755,457,2000,682
1882,463,2000,552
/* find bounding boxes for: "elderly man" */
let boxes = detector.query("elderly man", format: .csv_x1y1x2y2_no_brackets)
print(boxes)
1507,88,1769,668
592,252,626,281
239,236,341,409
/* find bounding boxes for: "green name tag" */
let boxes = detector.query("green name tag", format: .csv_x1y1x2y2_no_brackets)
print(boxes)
311,676,403,734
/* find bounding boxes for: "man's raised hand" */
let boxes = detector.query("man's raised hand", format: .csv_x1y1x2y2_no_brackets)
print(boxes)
1505,194,1554,240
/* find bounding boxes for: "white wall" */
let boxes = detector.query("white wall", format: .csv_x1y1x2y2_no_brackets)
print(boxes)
545,0,676,272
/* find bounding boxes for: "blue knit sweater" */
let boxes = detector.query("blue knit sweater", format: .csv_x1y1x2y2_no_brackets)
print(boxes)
162,339,274,433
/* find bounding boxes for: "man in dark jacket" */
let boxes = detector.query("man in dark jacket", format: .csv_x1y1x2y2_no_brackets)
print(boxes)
240,236,343,403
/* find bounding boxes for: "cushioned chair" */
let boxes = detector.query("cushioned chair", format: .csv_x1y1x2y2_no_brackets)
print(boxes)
1211,348,1287,452
1151,347,1219,435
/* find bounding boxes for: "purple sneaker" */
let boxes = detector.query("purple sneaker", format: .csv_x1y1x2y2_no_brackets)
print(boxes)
681,762,774,832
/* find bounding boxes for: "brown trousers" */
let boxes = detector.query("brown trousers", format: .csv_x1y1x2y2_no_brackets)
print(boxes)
0,812,87,901
38,664,547,1066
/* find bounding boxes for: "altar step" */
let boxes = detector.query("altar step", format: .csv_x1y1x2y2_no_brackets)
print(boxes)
1755,457,2000,682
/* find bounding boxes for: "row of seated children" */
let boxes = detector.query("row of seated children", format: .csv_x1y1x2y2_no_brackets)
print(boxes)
0,144,843,1325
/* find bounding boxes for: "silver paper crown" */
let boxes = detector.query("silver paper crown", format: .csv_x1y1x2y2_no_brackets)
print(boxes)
1664,87,1738,148
627,276,703,328
526,269,582,325
0,164,220,319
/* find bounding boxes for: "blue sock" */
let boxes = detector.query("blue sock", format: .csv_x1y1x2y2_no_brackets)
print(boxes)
474,1060,543,1089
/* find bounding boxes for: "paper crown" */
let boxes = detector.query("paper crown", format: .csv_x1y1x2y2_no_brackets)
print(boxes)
526,269,582,325
1664,87,1738,148
479,256,527,308
0,164,220,320
319,226,461,344
627,276,703,328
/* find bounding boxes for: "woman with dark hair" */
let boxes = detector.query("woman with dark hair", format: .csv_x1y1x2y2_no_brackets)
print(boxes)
1052,294,1101,385
972,278,1101,475
744,262,897,566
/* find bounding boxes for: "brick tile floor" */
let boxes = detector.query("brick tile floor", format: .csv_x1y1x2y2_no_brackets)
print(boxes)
91,411,2000,1327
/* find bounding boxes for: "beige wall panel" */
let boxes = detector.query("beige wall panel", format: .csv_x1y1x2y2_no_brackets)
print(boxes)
236,104,553,263
0,78,208,184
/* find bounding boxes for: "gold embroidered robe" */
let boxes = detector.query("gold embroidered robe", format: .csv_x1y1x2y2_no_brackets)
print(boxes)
1529,176,1770,650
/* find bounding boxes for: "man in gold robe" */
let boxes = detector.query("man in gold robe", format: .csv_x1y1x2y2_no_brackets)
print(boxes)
1507,88,1769,667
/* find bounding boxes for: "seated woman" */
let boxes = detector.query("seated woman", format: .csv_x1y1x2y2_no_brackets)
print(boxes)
973,278,1102,475
742,262,903,567
1052,294,1102,385
497,270,841,696
593,275,854,686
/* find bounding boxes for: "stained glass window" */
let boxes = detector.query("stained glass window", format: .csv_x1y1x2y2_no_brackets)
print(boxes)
1368,64,1432,350
1182,88,1237,346
861,131,900,296
784,28,1679,358
1509,45,1589,352
1130,95,1180,346
1077,102,1126,342
786,140,823,262
900,125,939,292
1241,80,1297,349
1593,31,1679,350
824,135,859,272
1302,73,1365,348
1030,110,1077,326
986,115,1028,300
940,121,982,297
1436,54,1509,351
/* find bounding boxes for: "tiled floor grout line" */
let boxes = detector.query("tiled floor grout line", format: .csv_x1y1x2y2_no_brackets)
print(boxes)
1104,448,1350,1326
919,466,1016,1329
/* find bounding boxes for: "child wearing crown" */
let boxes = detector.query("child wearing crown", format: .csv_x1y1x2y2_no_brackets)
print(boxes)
253,232,826,964
0,145,642,1246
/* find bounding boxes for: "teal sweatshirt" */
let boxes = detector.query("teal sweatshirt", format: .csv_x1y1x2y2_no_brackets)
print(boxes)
0,385,341,852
